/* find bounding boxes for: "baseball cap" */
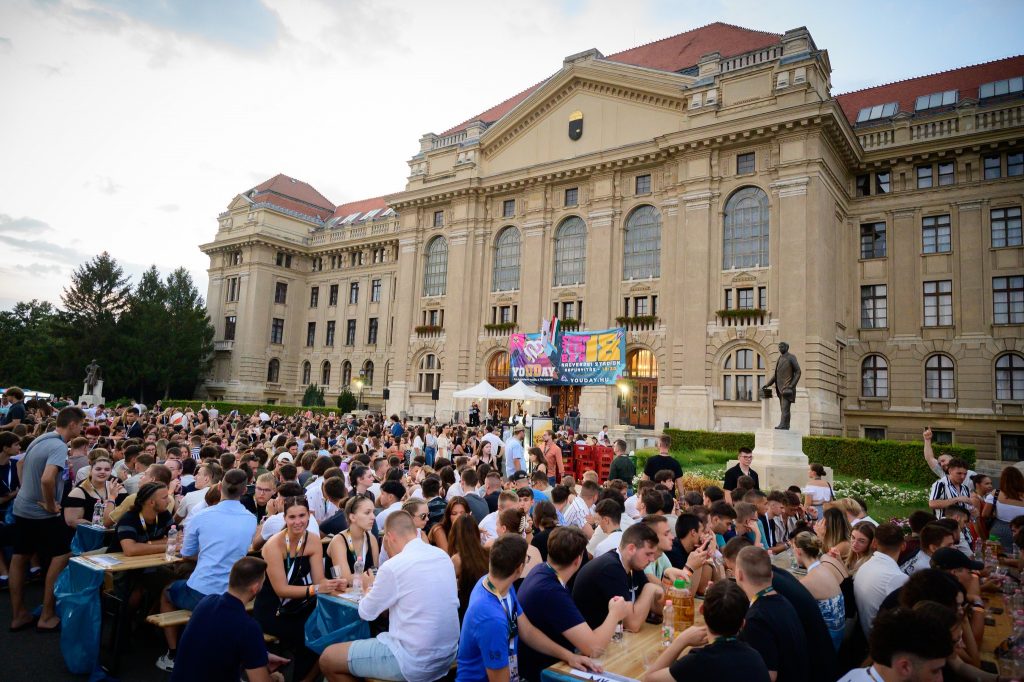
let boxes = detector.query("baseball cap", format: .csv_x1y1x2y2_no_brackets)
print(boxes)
511,470,529,482
276,453,294,464
930,547,983,571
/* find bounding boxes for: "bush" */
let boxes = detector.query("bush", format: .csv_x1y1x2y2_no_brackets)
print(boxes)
337,389,356,413
302,384,326,407
659,429,975,487
159,399,335,417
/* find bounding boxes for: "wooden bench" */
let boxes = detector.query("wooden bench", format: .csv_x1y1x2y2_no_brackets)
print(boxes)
146,602,278,643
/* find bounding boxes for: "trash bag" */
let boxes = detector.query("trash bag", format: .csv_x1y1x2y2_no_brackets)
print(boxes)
71,525,108,555
55,560,104,674
304,596,370,655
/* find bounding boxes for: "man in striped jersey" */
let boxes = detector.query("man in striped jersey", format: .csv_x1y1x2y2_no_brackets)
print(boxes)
927,456,972,519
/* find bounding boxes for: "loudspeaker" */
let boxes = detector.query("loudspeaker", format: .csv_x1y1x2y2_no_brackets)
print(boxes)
383,388,390,400
551,393,560,407
431,388,439,401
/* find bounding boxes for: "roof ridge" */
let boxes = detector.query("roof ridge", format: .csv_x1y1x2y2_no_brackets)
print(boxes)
439,77,552,137
606,21,782,59
836,53,1024,97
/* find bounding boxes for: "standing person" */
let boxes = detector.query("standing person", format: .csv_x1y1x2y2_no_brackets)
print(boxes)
853,523,909,636
734,546,810,682
9,405,84,632
802,464,834,520
928,456,973,519
541,430,564,486
504,425,525,479
642,435,683,496
156,469,257,672
123,406,145,440
460,469,489,522
0,386,26,431
723,448,760,496
320,511,461,682
456,534,599,682
608,439,636,491
922,427,976,491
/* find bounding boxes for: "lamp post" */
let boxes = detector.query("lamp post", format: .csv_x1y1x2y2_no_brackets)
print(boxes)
355,371,365,412
617,381,630,424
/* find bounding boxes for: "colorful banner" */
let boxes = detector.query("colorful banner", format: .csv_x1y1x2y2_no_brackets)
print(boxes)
509,328,626,385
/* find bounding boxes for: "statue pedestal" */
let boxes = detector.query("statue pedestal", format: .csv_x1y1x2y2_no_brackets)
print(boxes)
79,380,105,407
730,397,830,491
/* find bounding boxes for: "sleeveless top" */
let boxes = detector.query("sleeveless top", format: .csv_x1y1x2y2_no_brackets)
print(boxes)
254,531,314,623
333,529,376,574
807,561,846,651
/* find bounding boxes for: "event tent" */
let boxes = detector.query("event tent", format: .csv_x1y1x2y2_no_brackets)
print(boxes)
494,381,552,403
451,380,504,400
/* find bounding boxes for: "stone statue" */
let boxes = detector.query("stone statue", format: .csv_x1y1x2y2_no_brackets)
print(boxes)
84,359,101,394
763,341,801,430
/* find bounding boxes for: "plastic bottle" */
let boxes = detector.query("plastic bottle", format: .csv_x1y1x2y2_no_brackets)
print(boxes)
352,556,364,594
671,579,695,630
661,599,675,647
165,525,178,561
92,500,105,527
612,622,623,642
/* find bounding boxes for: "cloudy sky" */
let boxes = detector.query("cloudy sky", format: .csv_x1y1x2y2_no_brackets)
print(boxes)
2,0,1022,310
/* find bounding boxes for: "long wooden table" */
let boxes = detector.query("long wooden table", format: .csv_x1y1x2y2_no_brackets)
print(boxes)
543,604,705,682
981,593,1014,668
72,551,180,573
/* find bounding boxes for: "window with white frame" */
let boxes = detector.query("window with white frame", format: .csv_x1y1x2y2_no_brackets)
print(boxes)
553,217,586,286
861,355,889,397
492,227,521,292
622,205,661,280
996,353,1024,400
423,236,448,296
723,187,769,269
923,280,953,326
721,348,766,401
925,354,955,399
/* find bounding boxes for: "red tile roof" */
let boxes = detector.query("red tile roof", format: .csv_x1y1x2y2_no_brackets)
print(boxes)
836,55,1024,125
440,22,782,136
251,174,335,211
332,196,389,220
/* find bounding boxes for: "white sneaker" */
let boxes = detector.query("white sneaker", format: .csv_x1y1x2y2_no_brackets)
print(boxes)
155,653,175,671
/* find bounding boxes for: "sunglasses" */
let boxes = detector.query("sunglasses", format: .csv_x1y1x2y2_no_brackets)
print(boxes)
416,513,429,520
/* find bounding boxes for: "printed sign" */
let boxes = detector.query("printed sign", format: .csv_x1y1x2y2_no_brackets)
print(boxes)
509,328,625,385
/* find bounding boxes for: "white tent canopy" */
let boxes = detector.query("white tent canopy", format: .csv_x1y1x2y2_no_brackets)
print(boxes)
452,380,504,400
493,381,551,403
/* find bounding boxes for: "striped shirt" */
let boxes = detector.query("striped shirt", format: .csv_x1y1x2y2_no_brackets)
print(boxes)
929,475,970,518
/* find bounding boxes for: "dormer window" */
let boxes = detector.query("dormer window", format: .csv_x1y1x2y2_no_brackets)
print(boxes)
855,102,899,123
915,90,958,111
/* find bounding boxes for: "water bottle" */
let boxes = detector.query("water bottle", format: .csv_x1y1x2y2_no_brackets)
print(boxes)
612,622,623,642
165,525,178,561
661,599,674,647
92,500,105,527
352,556,364,594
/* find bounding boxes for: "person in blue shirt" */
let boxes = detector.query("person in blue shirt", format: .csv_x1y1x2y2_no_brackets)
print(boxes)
156,468,257,672
503,427,525,479
456,534,600,682
170,556,289,682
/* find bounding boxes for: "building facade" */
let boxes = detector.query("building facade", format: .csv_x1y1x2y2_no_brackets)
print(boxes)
200,23,1024,465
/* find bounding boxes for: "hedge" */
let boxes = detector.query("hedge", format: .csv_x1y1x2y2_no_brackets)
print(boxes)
660,429,976,487
158,400,338,417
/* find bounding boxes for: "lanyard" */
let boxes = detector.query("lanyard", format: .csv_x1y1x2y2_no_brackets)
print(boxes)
285,532,306,577
806,560,821,573
751,586,775,604
484,578,519,642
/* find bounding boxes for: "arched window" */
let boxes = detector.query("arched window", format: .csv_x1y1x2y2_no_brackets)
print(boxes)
488,351,510,390
492,227,521,291
721,347,766,401
363,360,375,386
925,354,955,399
723,187,770,269
625,348,658,378
301,361,311,385
623,205,661,280
384,360,391,387
418,354,441,393
553,216,586,286
267,358,280,383
342,361,352,387
321,361,331,386
996,352,1024,400
861,355,889,398
423,236,448,296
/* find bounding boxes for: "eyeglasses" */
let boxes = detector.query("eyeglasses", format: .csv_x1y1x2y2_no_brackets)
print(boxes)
417,513,428,520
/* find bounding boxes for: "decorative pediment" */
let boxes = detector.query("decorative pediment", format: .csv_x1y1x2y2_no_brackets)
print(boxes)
228,194,254,211
556,290,579,300
629,283,654,293
730,271,758,283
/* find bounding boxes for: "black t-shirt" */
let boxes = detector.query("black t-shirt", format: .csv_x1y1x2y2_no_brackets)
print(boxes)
532,527,553,562
664,538,690,569
483,490,500,513
319,510,349,536
723,463,760,491
0,460,20,511
110,509,172,552
571,550,647,629
771,567,837,682
739,593,809,682
1,401,26,426
643,454,682,481
669,637,770,682
240,495,267,523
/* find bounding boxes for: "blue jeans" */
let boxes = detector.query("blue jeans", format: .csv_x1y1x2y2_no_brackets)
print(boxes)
424,446,436,467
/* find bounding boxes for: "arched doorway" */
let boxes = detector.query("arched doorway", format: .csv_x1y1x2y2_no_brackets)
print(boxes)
487,351,512,421
620,348,658,429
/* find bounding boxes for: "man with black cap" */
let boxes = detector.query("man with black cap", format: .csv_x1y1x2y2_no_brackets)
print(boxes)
930,546,986,610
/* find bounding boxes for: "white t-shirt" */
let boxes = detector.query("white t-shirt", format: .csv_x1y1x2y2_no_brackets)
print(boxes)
479,511,499,542
803,483,834,505
481,433,503,458
624,494,641,520
260,513,320,541
176,488,209,523
837,667,881,682
593,530,623,557
446,482,465,500
984,493,1024,522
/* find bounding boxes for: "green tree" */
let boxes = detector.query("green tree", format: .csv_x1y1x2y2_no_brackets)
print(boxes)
160,267,214,399
120,266,168,401
337,388,356,413
302,383,326,407
0,300,60,390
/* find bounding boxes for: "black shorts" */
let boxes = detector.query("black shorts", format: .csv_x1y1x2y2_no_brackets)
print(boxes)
12,515,72,562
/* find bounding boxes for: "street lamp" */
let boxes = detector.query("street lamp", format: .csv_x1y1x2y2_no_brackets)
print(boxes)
354,371,365,411
616,381,630,410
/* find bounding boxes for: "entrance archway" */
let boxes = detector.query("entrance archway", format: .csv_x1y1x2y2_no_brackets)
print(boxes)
620,348,658,429
487,351,512,421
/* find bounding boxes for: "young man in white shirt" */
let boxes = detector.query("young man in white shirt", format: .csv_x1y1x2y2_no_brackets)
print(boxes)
175,462,222,525
901,523,955,576
480,490,519,543
551,485,593,538
374,481,406,532
854,522,909,636
319,511,460,682
838,607,952,681
587,498,624,557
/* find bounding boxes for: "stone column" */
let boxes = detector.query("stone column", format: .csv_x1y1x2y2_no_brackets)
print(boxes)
389,234,419,414
675,190,715,430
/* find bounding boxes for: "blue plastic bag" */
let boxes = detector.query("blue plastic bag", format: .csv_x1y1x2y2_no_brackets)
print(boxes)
304,595,370,655
55,560,104,674
71,524,108,555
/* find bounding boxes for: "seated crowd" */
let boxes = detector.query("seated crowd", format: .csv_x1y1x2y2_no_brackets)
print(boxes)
0,390,1022,682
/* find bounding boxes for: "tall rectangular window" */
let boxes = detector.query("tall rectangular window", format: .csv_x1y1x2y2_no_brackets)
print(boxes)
562,301,576,320
1002,434,1024,462
923,280,953,326
306,322,316,347
325,320,335,346
433,210,444,228
994,276,1024,324
224,316,236,341
984,154,1002,180
346,320,356,346
274,282,287,304
737,288,754,309
371,279,381,302
1009,152,1023,177
758,287,767,310
502,199,515,218
564,187,578,207
724,289,733,310
635,174,651,195
992,206,1023,247
329,284,339,306
226,277,239,302
368,318,378,344
938,161,955,186
855,174,871,197
875,171,891,194
633,297,648,316
922,214,951,254
737,152,755,175
349,282,359,304
861,285,888,328
916,165,933,189
860,222,886,259
310,286,319,308
270,318,284,344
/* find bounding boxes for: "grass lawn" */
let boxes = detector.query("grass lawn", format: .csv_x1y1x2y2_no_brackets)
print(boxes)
636,448,930,523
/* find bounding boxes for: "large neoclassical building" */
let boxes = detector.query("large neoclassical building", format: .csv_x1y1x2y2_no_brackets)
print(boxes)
200,23,1024,465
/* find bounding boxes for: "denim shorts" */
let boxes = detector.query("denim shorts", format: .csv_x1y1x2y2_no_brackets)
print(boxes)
347,637,404,681
167,579,207,611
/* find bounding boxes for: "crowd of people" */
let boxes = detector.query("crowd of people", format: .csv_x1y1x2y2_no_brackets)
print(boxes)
0,386,1022,682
